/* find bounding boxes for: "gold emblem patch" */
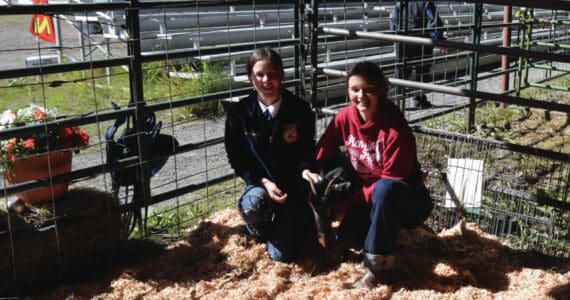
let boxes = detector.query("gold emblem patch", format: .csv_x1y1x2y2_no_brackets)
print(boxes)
282,124,298,143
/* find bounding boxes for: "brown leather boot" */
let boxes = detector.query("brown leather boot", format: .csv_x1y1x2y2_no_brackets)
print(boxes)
351,254,396,289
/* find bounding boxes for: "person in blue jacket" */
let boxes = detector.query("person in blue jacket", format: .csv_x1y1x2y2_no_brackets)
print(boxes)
390,1,445,108
224,47,322,262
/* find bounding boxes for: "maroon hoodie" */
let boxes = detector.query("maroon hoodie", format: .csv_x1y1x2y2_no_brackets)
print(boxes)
316,100,421,205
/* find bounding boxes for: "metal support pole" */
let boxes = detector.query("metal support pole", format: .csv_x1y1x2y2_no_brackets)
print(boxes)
398,1,410,111
523,9,534,89
500,5,512,108
515,8,534,98
515,11,526,97
467,3,483,133
54,14,63,64
105,37,111,86
294,1,301,97
78,20,86,77
79,21,85,62
310,0,318,109
126,0,151,234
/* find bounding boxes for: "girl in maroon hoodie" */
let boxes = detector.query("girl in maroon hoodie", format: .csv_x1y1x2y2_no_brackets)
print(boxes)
314,61,433,289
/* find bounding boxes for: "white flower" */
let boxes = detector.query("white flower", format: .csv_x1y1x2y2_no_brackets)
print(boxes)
0,104,60,130
17,104,41,120
47,107,59,118
0,109,16,130
14,104,58,125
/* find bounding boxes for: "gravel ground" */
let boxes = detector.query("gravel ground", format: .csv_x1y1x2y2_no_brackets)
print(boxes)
71,116,231,208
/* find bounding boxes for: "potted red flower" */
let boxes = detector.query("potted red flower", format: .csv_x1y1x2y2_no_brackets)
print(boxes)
1,104,89,205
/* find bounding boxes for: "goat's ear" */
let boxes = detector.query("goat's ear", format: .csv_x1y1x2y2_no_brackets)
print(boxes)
323,174,340,196
324,167,344,181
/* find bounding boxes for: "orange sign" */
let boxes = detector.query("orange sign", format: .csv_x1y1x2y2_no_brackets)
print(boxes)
29,0,56,43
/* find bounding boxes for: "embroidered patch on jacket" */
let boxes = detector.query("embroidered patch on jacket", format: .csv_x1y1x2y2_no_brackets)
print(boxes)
245,130,263,137
282,124,298,143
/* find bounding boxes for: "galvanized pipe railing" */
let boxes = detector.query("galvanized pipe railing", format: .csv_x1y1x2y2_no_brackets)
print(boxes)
319,27,570,64
0,0,299,15
456,0,570,11
414,126,570,162
319,67,570,113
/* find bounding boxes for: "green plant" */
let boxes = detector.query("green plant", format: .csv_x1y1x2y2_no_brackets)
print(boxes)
143,61,168,85
181,61,230,118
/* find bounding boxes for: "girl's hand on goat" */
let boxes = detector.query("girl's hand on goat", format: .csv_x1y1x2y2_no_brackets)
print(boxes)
302,169,322,184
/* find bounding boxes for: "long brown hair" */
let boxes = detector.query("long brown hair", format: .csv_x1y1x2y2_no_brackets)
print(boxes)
246,47,284,78
346,61,389,102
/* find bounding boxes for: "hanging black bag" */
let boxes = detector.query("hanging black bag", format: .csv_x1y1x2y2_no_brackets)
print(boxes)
105,102,179,189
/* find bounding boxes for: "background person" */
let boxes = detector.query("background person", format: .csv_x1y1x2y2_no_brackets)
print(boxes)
390,1,445,108
312,61,433,289
224,47,322,262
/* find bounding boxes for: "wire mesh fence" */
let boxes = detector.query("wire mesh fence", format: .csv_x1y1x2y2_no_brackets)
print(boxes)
415,127,569,257
0,1,305,293
0,0,569,294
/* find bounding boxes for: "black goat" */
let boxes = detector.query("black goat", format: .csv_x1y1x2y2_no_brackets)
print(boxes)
307,166,359,251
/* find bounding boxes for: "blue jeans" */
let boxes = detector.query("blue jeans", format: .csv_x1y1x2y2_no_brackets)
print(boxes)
337,178,433,256
239,184,312,262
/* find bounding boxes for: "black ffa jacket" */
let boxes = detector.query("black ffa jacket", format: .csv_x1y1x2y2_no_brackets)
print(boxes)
225,88,316,196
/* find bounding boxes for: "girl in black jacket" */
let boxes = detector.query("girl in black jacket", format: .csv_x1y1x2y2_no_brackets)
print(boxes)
225,47,321,262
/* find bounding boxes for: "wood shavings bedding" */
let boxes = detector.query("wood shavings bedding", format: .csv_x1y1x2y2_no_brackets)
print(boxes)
37,208,570,300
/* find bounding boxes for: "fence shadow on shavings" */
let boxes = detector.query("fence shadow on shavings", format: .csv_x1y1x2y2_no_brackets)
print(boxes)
36,208,570,300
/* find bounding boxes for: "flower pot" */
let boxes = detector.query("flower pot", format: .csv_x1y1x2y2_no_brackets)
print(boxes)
3,151,72,206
